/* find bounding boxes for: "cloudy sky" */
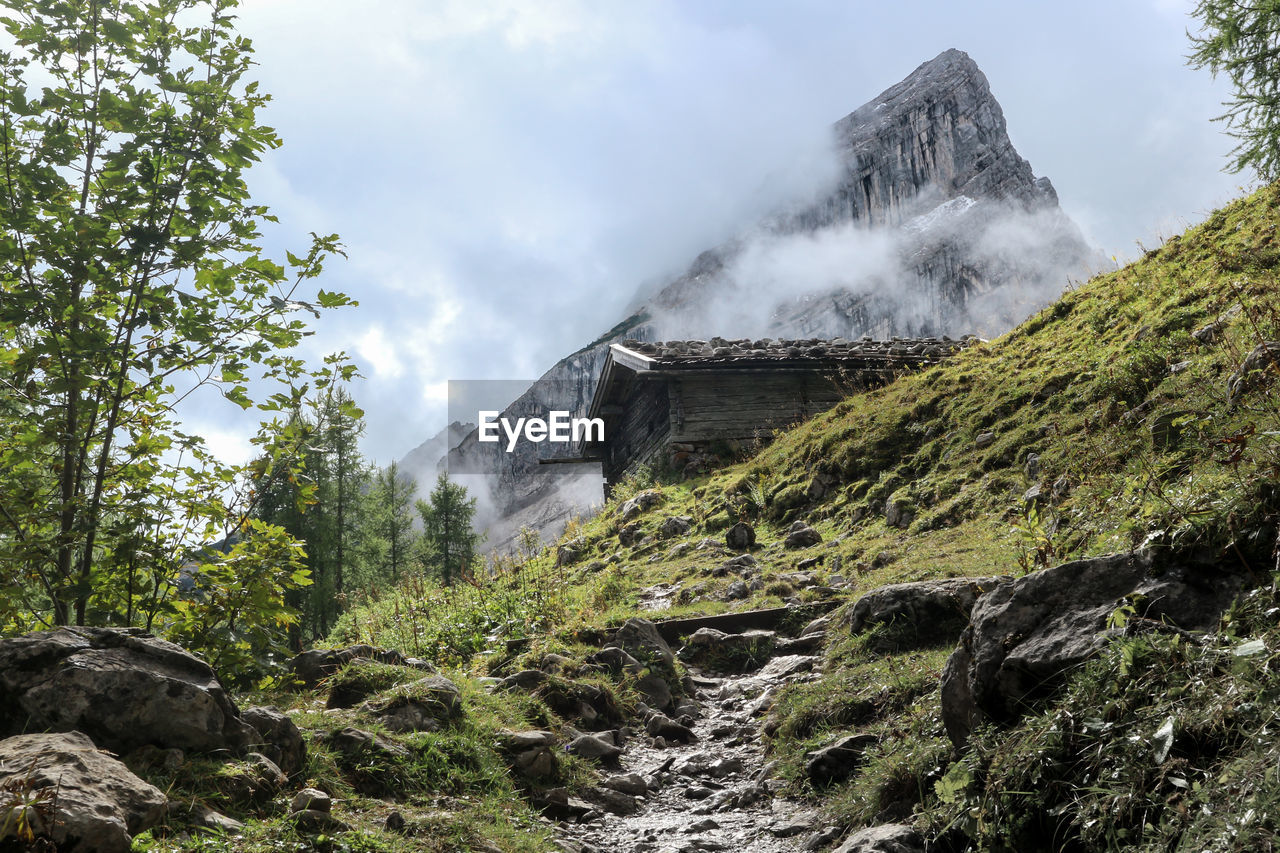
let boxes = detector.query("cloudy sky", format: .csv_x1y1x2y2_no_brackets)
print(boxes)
200,0,1245,466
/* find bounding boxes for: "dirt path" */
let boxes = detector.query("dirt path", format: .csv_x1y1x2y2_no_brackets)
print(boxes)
558,653,830,853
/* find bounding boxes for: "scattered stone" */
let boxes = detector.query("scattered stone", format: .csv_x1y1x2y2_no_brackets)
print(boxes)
385,811,407,832
832,823,924,853
660,516,693,538
0,626,254,755
1023,452,1041,479
290,788,332,814
805,733,878,787
1228,341,1280,406
941,551,1252,745
797,555,824,569
725,521,756,551
602,772,648,796
724,580,749,600
241,706,306,776
291,808,350,835
502,669,550,690
587,646,643,675
614,618,676,668
218,752,286,805
289,644,425,689
646,713,696,743
784,525,823,549
680,628,777,671
1151,410,1194,451
974,431,995,448
363,674,464,732
0,731,167,853
618,522,643,546
620,489,663,521
686,818,720,832
566,733,623,762
590,786,640,815
557,538,587,568
187,804,245,836
770,814,819,837
635,674,675,712
884,495,914,529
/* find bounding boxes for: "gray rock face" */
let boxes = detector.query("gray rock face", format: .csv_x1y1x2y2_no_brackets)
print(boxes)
941,551,1252,745
845,576,1007,648
404,49,1096,548
0,627,253,756
0,731,167,853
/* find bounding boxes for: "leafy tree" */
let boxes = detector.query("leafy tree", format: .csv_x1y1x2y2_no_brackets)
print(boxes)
0,0,353,640
417,473,480,586
1190,1,1280,178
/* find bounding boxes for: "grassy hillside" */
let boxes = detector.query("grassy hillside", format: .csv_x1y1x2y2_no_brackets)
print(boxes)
137,184,1280,852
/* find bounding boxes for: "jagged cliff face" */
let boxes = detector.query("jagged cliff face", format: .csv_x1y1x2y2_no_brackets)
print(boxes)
401,48,1098,549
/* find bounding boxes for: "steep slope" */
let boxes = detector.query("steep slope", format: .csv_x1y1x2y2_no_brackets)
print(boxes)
331,183,1280,853
404,48,1097,549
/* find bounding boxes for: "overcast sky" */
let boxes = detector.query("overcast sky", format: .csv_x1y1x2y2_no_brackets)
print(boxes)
197,0,1245,466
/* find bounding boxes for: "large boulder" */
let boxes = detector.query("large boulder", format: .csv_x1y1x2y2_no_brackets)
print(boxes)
679,628,776,672
0,627,253,755
0,731,167,853
941,551,1252,746
845,576,1007,649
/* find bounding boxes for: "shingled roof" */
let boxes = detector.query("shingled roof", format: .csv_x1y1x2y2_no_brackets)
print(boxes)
605,334,978,372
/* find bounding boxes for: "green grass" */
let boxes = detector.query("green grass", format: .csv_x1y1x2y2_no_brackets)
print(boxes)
224,183,1280,851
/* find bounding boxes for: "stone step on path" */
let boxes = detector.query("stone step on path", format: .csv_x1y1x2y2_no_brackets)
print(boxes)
557,651,829,853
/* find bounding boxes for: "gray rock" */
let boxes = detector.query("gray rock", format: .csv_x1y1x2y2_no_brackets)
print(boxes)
586,646,643,675
635,673,675,712
833,824,924,853
725,521,756,551
187,804,244,836
974,431,995,448
566,733,623,762
363,674,463,732
660,515,693,538
241,706,306,776
620,489,663,521
0,731,167,853
724,580,749,600
645,713,696,743
0,627,253,755
941,551,1252,745
884,496,914,529
805,733,878,787
601,772,648,796
556,538,586,567
680,628,776,671
1024,452,1041,479
324,727,409,760
289,644,426,689
290,787,332,814
784,526,823,549
614,617,676,668
845,576,1007,649
503,730,557,750
502,669,550,690
219,752,286,805
291,808,349,835
1228,341,1280,406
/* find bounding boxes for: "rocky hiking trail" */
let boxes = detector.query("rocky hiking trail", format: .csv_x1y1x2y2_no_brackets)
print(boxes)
556,621,836,853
